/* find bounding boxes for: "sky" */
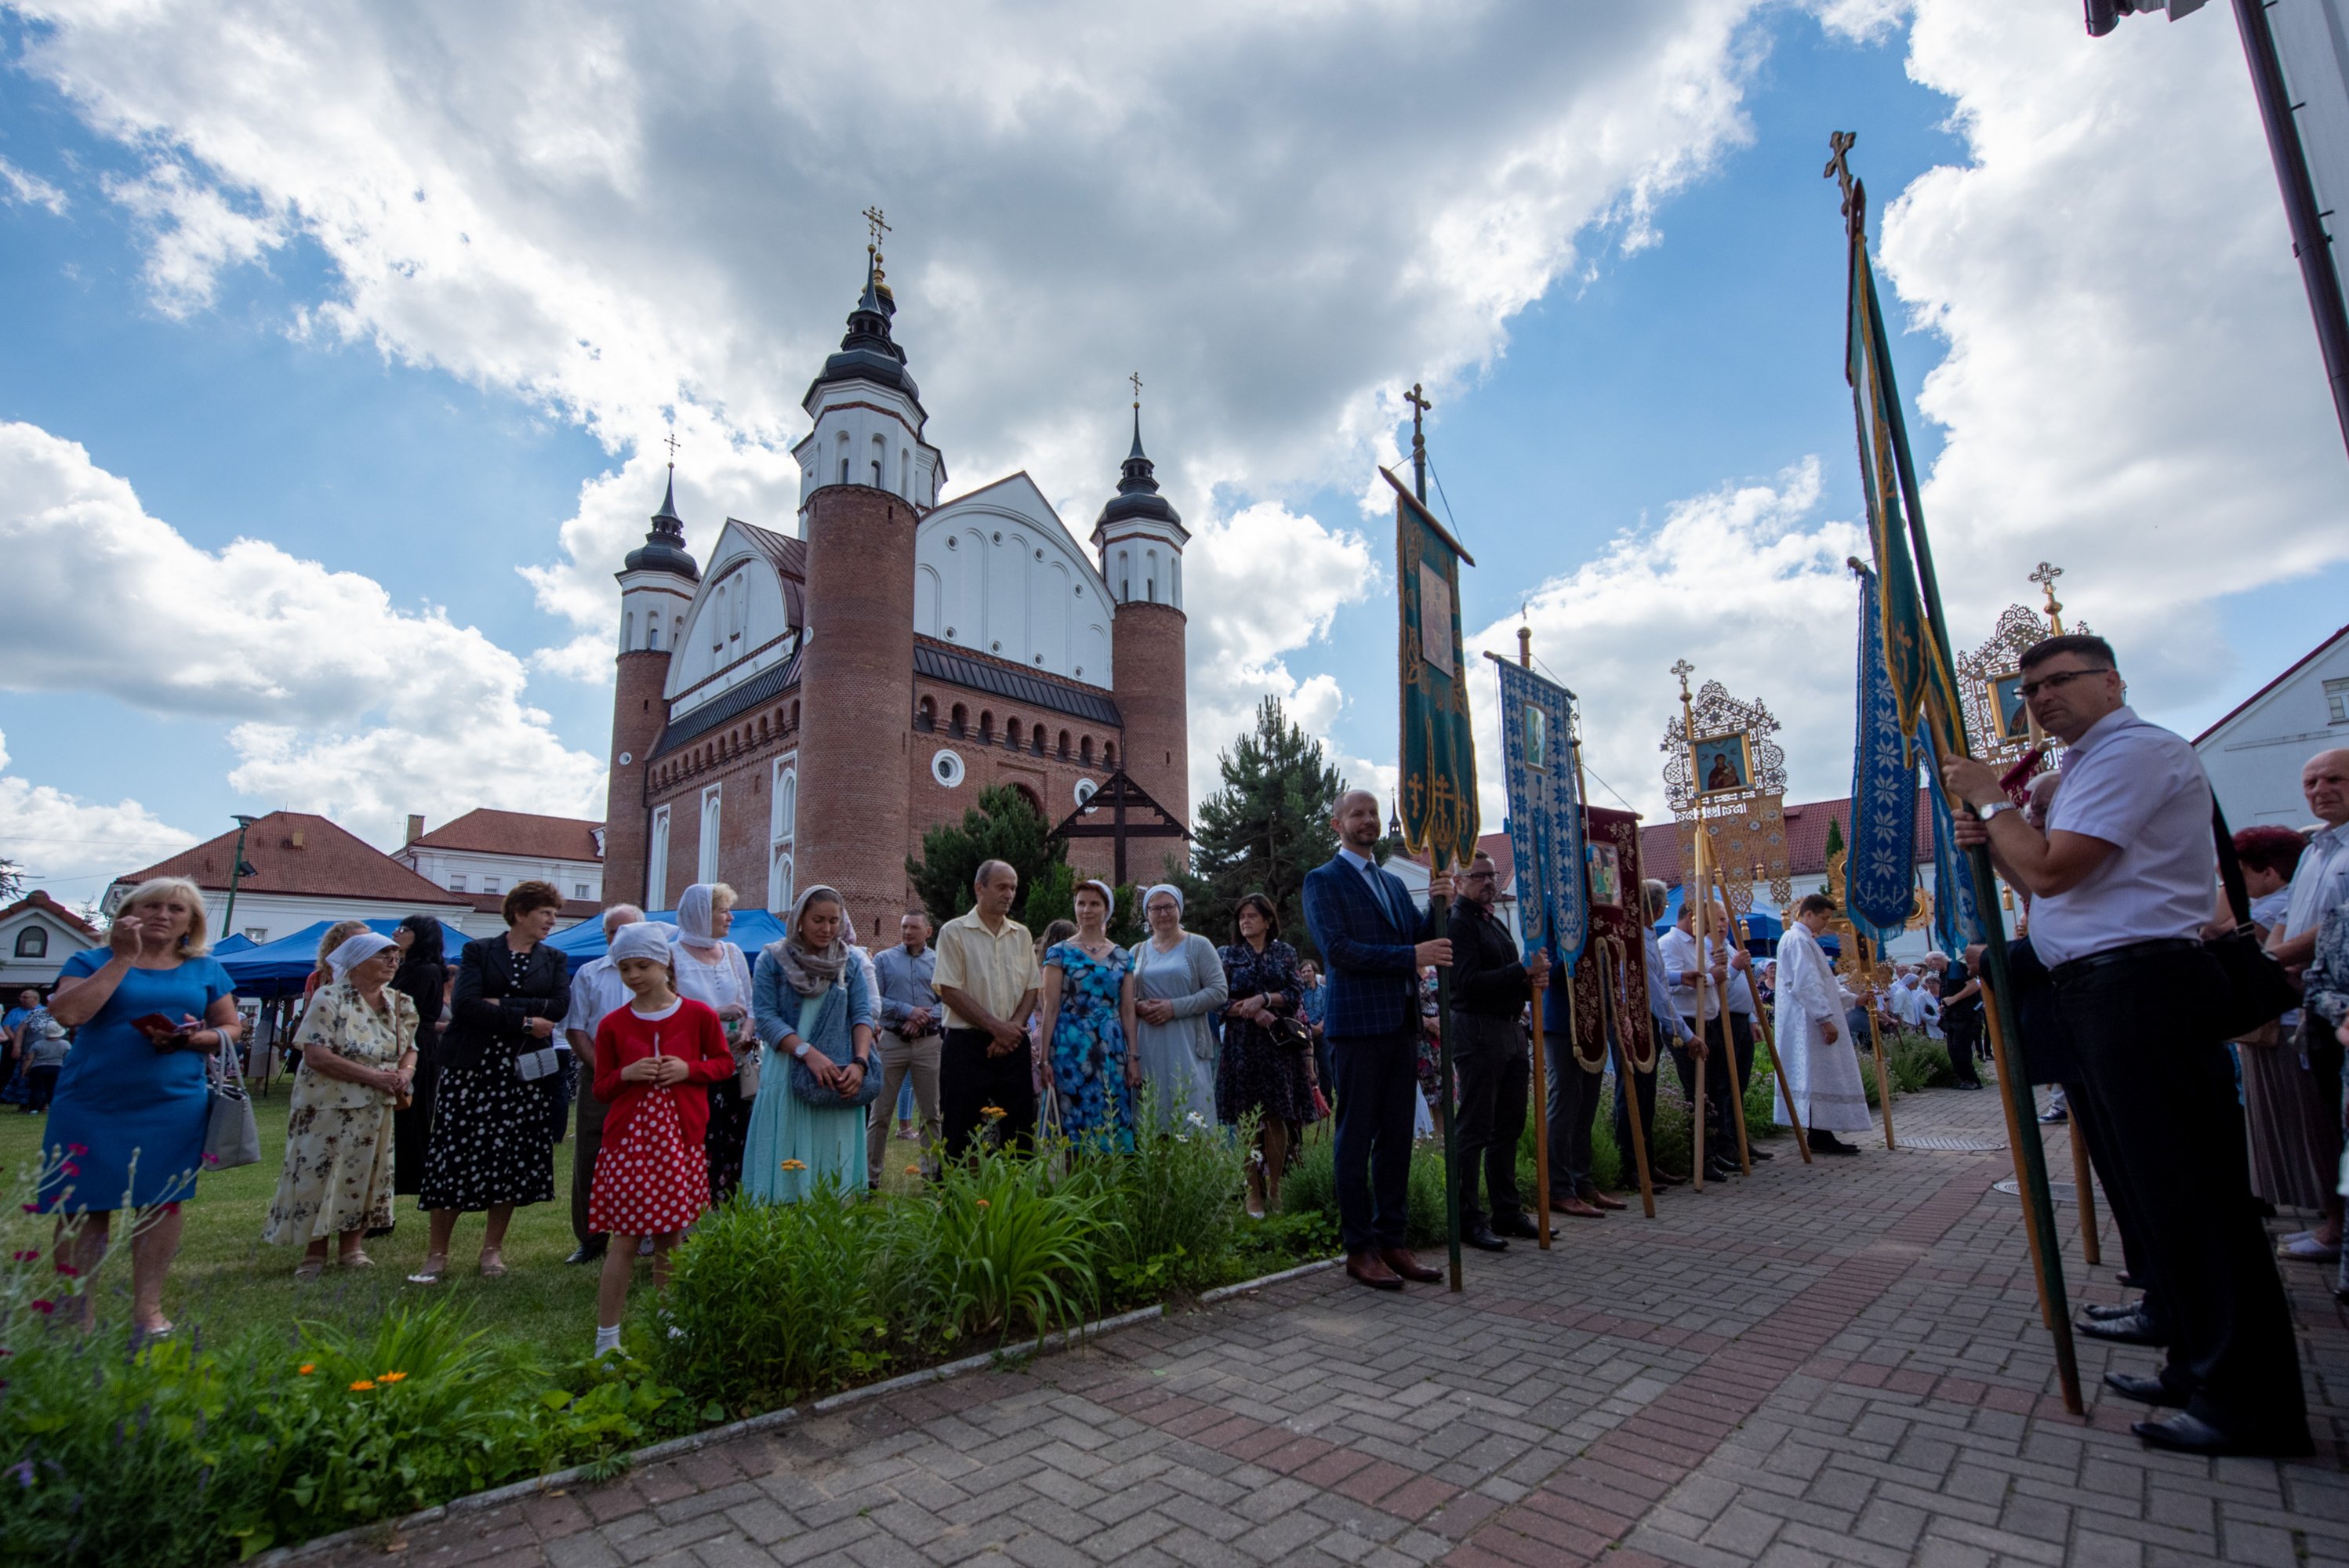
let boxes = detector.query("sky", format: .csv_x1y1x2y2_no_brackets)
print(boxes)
3,0,2347,908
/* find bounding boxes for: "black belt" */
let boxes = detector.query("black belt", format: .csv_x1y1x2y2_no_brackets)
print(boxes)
2047,937,2199,986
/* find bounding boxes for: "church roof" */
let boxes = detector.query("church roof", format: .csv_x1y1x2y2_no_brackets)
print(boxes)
1095,408,1184,537
802,249,924,412
624,468,701,580
653,645,802,757
915,638,1122,726
730,519,808,626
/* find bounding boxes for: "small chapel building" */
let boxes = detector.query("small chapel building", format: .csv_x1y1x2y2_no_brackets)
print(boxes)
601,249,1192,941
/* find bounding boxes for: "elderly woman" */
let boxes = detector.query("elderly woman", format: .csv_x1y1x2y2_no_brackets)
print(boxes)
1127,884,1225,1129
263,931,417,1276
1040,880,1139,1149
673,883,755,1203
42,877,243,1336
746,885,877,1202
413,881,569,1283
1217,894,1313,1218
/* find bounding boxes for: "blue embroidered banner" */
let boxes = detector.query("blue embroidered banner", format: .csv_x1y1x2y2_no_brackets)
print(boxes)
1492,658,1588,974
1918,727,1986,958
1848,564,1919,938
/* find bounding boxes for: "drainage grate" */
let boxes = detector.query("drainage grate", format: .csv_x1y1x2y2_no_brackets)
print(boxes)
1995,1178,2078,1204
1897,1133,2009,1152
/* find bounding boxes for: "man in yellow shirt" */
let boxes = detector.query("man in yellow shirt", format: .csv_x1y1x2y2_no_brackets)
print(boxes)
932,859,1043,1156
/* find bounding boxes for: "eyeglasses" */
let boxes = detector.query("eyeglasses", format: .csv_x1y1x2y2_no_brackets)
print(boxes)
1459,869,1497,883
2017,666,2111,699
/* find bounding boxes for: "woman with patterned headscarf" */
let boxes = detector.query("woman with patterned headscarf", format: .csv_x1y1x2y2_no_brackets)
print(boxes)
744,885,877,1202
1127,884,1225,1130
672,883,755,1202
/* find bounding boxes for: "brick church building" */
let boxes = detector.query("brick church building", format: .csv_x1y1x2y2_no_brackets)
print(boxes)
602,247,1192,941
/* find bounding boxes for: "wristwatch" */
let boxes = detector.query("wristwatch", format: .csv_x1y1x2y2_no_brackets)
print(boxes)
1976,800,2016,823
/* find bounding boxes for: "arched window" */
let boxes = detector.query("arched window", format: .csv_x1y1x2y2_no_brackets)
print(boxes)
622,610,634,651
978,710,994,743
901,448,911,498
1058,729,1072,758
673,615,684,648
648,619,660,651
789,700,800,728
1006,717,1022,749
14,927,46,959
1033,727,1047,756
768,849,793,914
1103,742,1116,767
951,704,968,737
1117,549,1130,602
917,696,936,730
1081,736,1095,765
710,583,728,655
772,761,797,847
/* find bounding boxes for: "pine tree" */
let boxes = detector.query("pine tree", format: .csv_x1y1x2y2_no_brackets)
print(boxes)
1189,696,1345,953
906,786,1068,927
1824,816,1844,862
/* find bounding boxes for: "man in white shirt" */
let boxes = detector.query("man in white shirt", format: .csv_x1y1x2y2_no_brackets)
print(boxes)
562,903,644,1265
1624,881,1696,1187
1947,633,2307,1458
1658,899,1737,1181
2264,749,2349,1265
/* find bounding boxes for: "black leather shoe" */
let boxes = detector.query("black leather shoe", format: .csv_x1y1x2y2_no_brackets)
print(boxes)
2132,1411,2313,1458
1808,1133,1861,1157
2082,1299,2146,1322
2077,1309,2167,1347
1490,1210,1542,1240
565,1243,608,1265
1748,1147,1774,1162
2103,1371,2187,1407
1463,1224,1509,1252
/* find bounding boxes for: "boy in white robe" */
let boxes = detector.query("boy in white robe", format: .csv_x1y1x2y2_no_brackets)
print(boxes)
1777,894,1872,1155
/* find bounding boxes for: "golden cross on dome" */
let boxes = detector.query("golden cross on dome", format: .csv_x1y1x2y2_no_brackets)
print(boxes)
2028,561,2066,633
1129,369,1143,408
862,205,890,249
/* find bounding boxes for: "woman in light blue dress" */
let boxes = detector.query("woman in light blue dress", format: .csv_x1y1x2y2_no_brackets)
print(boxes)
744,886,877,1203
1127,884,1225,1129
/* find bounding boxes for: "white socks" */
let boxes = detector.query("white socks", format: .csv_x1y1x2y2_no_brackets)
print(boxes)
594,1323,623,1357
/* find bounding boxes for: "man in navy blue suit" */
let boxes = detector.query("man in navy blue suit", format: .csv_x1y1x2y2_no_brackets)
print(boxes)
1303,789,1453,1290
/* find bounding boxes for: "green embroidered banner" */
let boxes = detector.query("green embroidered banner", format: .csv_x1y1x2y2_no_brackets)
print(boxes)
1383,466,1479,873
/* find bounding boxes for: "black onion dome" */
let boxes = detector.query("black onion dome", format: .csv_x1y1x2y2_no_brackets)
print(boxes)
1095,406,1182,531
624,469,701,579
803,250,921,404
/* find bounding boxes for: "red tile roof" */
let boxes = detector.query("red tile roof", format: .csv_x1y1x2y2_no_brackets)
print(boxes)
1639,791,1936,884
407,808,604,862
0,891,99,938
114,811,468,906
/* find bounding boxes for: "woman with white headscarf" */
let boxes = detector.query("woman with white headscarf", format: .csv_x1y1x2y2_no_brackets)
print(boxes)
1127,884,1225,1131
745,885,878,1203
672,883,756,1203
263,930,417,1276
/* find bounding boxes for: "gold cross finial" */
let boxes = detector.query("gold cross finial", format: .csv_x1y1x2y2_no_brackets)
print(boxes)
1671,657,1695,699
862,205,890,249
1824,131,1864,240
1129,369,1143,408
2028,561,2065,632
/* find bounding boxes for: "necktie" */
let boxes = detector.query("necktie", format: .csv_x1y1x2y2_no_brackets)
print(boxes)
1362,862,1402,931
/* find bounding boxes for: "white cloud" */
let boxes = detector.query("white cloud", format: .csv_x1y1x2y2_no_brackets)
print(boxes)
103,160,285,315
0,730,197,898
0,421,605,846
0,154,68,215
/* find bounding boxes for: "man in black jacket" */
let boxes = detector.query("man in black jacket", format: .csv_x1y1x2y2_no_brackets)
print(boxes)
1448,850,1549,1250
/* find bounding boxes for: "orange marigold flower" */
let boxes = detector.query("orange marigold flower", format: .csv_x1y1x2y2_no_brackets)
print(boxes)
378,1370,408,1383
296,1363,314,1376
975,1199,991,1208
349,1379,376,1392
905,1165,920,1176
780,1159,808,1172
980,1105,1006,1120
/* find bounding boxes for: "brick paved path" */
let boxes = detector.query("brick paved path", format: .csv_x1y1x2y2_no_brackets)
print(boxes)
327,1085,2349,1568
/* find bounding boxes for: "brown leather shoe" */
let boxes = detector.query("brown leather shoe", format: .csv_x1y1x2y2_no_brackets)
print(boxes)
1346,1250,1403,1290
1581,1189,1627,1212
1381,1248,1443,1283
1552,1195,1603,1218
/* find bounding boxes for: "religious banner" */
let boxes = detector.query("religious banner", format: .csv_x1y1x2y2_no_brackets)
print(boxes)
1918,727,1986,958
1846,562,1919,938
1384,466,1479,870
1662,673,1792,916
1568,807,1653,1076
1490,656,1588,975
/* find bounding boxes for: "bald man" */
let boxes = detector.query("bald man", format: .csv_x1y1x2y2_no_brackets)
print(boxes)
1302,789,1450,1292
2267,748,2349,1269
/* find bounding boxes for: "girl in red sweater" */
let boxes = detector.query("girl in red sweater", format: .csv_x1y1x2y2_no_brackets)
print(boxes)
591,923,732,1357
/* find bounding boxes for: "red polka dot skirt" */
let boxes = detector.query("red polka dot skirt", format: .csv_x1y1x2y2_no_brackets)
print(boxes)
590,1083,709,1236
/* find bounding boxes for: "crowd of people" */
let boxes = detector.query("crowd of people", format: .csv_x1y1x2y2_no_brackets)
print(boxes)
13,630,2340,1452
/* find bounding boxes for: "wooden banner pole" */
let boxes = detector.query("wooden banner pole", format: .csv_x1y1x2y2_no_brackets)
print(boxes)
2070,1113,2100,1265
1530,984,1553,1248
1675,666,1715,1191
1858,937,1897,1150
1600,938,1657,1218
1713,861,1809,1163
1699,857,1754,1175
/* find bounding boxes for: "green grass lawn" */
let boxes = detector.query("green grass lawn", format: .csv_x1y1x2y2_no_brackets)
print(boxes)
0,1090,936,1364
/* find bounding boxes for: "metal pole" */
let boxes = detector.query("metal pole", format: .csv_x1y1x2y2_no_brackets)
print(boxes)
220,814,256,942
2235,0,2349,459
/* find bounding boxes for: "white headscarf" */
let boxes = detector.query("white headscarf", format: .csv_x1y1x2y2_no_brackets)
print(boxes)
675,884,721,949
610,922,673,966
1143,883,1185,914
328,931,398,982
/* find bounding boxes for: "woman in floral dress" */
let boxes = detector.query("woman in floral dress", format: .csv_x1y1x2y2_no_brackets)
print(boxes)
1216,894,1314,1217
1038,881,1138,1151
263,931,417,1276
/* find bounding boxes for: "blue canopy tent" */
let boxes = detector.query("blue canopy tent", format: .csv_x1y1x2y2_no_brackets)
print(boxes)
1653,885,1782,955
212,933,257,956
218,918,471,999
546,907,790,967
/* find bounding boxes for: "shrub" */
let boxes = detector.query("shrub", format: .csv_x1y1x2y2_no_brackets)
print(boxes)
1886,1030,1955,1093
1077,1092,1250,1298
929,1148,1109,1342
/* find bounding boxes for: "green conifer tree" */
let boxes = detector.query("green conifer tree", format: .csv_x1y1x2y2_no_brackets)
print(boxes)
1189,696,1345,953
906,785,1068,927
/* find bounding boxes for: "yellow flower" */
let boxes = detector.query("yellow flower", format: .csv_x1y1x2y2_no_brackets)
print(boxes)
378,1370,408,1384
349,1379,376,1392
296,1363,314,1376
780,1158,808,1172
980,1105,1006,1120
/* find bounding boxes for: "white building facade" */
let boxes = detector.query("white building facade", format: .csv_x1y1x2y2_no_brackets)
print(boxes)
2196,624,2349,828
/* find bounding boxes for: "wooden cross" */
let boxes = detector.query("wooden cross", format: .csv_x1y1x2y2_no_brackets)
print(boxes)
2028,561,2066,633
862,205,890,248
1671,657,1696,699
1129,369,1143,408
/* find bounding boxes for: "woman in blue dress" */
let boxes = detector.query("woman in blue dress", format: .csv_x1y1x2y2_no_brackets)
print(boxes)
42,877,243,1336
746,884,877,1203
1038,880,1138,1151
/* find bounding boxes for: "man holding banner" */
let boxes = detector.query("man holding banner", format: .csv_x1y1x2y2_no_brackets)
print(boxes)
1448,851,1547,1247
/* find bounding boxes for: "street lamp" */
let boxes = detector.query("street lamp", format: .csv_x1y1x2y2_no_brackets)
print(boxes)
220,815,260,942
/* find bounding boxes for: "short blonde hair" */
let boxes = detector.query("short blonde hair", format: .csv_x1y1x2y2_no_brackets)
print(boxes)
709,883,738,913
317,919,369,967
117,877,215,957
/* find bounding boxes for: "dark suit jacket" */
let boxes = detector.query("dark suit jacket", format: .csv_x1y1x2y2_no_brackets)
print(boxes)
441,937,570,1072
1302,852,1437,1039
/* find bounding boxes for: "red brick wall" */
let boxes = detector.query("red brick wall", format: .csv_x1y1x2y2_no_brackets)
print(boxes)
644,701,805,912
1110,601,1189,864
602,649,673,908
797,485,918,944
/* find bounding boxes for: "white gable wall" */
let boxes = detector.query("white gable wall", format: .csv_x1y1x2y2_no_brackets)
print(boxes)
915,478,1115,689
2197,628,2349,827
665,524,802,720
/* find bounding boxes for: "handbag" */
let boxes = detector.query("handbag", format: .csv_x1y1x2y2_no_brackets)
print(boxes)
203,1037,262,1171
1269,1014,1315,1054
2206,801,2300,1041
786,985,884,1109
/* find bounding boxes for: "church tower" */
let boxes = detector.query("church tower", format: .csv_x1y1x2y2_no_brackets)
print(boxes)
793,238,932,939
1094,401,1190,856
605,468,699,906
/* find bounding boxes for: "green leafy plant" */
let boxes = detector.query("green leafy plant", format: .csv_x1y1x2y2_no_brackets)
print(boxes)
929,1148,1109,1342
1076,1091,1248,1298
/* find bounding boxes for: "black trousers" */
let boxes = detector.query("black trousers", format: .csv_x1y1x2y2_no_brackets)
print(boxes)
572,1083,608,1249
2056,947,2307,1439
1331,1030,1418,1252
1614,1020,1667,1174
1450,1012,1527,1228
1672,1011,1752,1154
941,1027,1038,1159
1944,1009,1983,1086
1548,1047,1603,1198
24,1065,58,1113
